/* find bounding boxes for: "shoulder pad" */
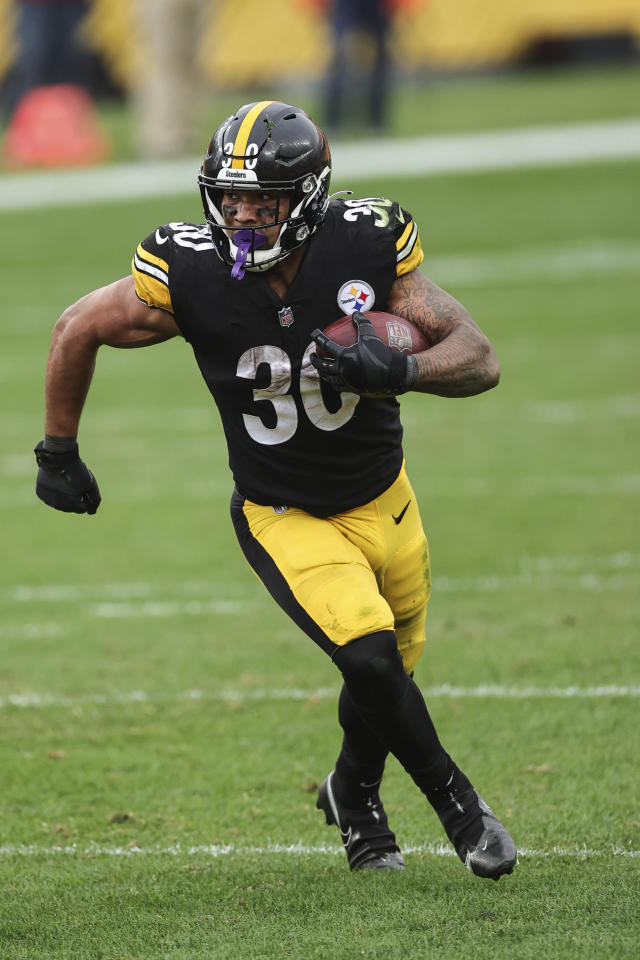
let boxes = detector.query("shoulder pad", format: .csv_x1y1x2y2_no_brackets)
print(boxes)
331,198,424,276
132,222,213,313
393,206,424,276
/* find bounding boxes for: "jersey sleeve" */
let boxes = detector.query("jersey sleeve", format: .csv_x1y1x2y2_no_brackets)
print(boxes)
392,204,424,277
131,226,174,314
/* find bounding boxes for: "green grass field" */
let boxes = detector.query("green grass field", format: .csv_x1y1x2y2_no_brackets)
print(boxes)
1,67,639,959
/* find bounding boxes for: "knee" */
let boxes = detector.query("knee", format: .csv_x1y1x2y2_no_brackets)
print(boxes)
333,631,409,709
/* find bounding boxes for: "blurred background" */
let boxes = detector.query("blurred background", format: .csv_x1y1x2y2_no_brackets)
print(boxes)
0,0,639,166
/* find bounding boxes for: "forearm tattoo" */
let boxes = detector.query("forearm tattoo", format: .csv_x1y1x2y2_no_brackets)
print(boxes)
388,270,500,397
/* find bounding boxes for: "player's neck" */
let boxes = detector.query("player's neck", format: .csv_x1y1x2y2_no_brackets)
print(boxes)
264,244,307,299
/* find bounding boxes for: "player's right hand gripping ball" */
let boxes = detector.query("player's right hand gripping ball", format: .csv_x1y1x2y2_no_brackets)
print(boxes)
34,441,101,514
311,311,419,397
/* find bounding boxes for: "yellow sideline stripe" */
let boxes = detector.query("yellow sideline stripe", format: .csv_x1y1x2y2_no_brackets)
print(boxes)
136,243,169,273
231,100,274,169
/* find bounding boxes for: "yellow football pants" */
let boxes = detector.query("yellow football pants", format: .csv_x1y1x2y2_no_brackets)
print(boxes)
231,464,430,675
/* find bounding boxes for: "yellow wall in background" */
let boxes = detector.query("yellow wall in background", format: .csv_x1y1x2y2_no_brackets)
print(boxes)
199,0,328,86
397,0,640,68
82,0,138,91
1,0,639,90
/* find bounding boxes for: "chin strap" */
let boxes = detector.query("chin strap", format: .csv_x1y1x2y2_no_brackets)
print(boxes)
231,230,267,279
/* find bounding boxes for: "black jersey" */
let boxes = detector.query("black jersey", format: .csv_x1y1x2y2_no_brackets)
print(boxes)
132,197,424,516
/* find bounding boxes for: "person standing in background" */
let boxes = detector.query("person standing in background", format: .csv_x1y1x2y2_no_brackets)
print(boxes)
326,0,391,133
132,0,210,159
2,0,90,116
304,0,419,135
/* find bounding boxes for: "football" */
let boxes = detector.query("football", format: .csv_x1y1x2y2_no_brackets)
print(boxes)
318,311,428,355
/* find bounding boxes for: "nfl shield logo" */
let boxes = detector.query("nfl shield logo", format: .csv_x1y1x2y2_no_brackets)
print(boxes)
386,320,413,352
278,306,294,327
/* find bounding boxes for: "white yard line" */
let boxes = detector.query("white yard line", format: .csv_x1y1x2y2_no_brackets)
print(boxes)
1,684,638,710
424,240,640,287
7,577,640,610
3,552,639,607
433,571,638,592
91,599,250,618
0,840,636,859
82,573,638,611
3,392,639,444
4,474,640,506
1,119,639,212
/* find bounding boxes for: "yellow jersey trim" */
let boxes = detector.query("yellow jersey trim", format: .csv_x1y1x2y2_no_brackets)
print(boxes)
131,254,173,314
396,228,424,277
395,220,414,253
135,242,169,274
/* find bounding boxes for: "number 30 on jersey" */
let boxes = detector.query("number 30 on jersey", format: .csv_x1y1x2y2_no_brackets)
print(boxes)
236,344,359,445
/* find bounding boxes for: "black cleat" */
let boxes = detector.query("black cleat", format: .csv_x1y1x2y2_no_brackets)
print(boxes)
433,785,518,880
316,772,405,871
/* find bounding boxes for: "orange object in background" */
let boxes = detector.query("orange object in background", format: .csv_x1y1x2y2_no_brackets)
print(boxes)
2,84,111,169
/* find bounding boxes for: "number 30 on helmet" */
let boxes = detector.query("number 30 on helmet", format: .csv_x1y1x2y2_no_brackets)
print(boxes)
197,100,332,274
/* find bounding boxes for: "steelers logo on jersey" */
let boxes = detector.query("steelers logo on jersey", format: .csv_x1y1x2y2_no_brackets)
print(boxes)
337,279,375,315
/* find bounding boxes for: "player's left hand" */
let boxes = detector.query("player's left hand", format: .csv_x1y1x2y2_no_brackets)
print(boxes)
311,311,418,396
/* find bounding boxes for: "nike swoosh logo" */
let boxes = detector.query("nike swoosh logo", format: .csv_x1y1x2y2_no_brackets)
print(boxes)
155,229,169,245
392,500,411,525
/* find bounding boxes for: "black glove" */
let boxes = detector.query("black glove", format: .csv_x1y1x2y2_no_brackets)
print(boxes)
34,440,101,514
311,311,418,396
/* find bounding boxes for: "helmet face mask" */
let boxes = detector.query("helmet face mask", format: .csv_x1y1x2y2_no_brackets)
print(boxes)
198,101,331,277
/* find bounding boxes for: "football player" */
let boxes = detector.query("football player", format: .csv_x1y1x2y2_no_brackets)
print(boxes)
35,100,517,879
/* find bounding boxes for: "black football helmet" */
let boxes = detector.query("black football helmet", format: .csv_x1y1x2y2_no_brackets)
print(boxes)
198,101,331,277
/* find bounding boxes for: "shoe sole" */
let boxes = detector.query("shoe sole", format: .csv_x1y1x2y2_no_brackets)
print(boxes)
467,854,518,880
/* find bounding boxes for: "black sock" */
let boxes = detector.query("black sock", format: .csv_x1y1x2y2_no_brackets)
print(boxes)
355,677,474,802
333,683,389,806
334,632,473,803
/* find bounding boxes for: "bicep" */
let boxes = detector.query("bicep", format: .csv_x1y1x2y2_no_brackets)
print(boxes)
66,276,181,348
387,269,479,346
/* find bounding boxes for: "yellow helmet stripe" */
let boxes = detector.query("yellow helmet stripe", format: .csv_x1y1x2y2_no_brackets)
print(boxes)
231,100,275,169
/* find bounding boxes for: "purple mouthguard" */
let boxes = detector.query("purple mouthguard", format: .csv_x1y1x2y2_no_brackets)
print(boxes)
231,230,268,280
